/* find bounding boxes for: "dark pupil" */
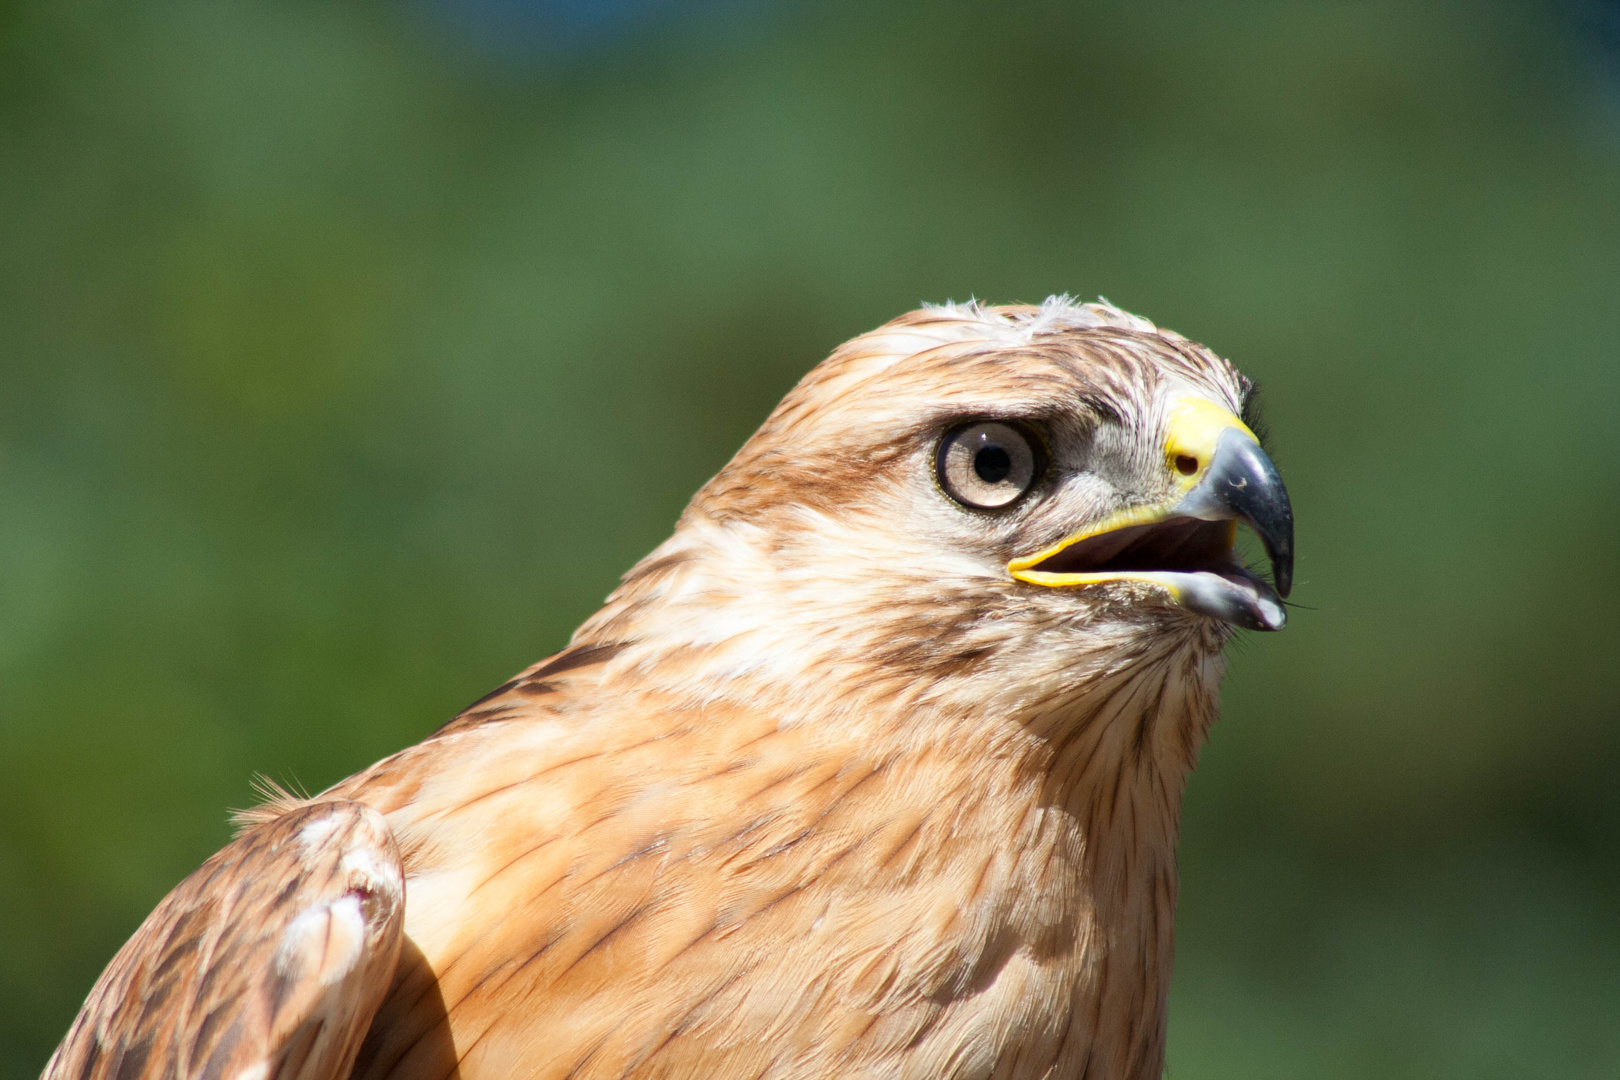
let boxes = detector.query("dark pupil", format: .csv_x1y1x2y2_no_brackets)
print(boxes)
973,444,1012,484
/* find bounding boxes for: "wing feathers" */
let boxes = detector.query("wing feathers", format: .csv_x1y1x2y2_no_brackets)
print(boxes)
44,802,405,1080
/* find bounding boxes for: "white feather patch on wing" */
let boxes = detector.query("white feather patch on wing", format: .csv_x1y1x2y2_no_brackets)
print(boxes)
276,896,369,985
339,846,404,904
297,813,343,853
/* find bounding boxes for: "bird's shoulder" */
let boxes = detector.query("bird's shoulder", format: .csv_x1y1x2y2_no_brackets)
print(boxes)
45,801,404,1080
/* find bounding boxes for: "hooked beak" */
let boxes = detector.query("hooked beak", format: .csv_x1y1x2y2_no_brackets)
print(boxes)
1007,397,1295,631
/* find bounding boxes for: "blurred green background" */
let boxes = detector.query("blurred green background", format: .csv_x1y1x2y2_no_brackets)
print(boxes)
3,0,1618,1075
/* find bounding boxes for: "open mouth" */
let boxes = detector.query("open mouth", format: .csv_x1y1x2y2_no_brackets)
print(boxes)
1026,516,1240,578
1016,515,1287,631
1006,400,1294,631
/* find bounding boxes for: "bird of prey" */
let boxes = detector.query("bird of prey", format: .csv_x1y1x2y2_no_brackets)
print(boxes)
45,297,1294,1080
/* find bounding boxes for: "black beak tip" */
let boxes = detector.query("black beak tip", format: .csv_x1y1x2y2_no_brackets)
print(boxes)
1272,550,1293,599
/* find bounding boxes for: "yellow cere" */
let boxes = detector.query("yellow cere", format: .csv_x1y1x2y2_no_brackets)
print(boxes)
1163,396,1258,488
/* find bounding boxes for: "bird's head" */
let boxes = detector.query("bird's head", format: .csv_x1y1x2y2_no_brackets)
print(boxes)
588,298,1293,718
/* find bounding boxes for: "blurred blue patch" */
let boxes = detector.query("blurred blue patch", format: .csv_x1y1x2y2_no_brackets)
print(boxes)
1565,0,1620,140
1575,0,1620,69
422,0,737,57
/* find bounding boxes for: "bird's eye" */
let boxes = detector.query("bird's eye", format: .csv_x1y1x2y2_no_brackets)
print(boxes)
936,421,1042,509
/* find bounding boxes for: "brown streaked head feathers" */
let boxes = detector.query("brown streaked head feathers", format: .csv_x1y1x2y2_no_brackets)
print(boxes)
48,297,1294,1080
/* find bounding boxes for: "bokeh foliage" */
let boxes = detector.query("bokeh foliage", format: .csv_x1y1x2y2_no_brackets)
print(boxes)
2,0,1618,1075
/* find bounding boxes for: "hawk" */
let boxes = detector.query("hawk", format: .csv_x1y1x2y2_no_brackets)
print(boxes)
45,297,1294,1080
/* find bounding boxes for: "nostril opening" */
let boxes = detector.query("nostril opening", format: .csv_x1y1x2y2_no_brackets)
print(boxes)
1175,454,1199,476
